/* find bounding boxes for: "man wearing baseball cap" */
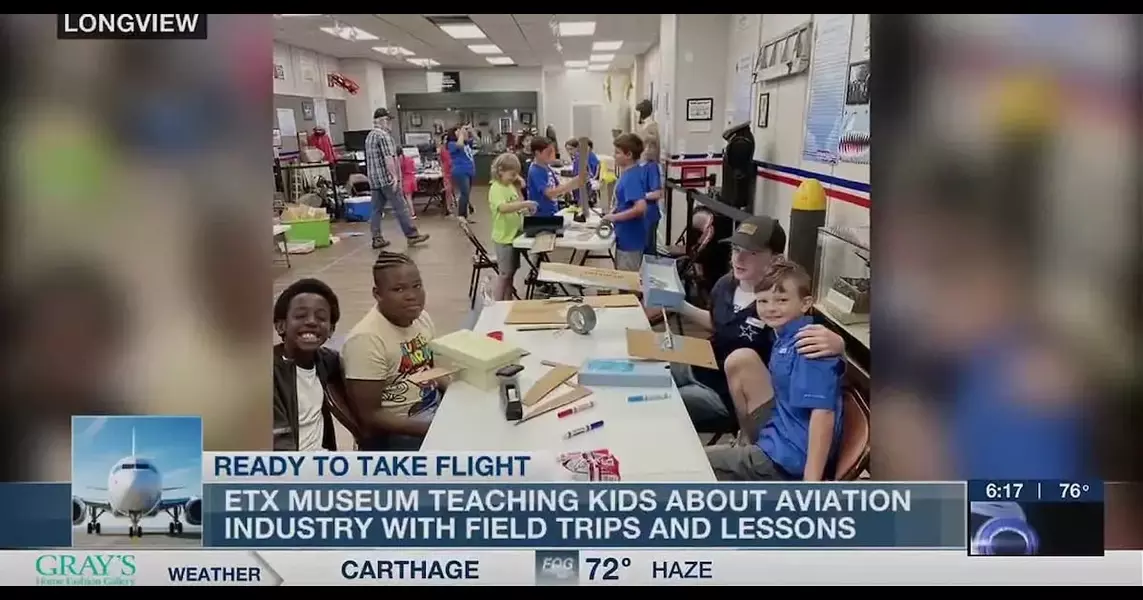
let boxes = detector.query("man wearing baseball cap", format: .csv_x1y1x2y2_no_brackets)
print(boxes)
670,215,844,442
365,107,428,249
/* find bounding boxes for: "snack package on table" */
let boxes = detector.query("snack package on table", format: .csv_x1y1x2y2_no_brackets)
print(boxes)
558,449,621,482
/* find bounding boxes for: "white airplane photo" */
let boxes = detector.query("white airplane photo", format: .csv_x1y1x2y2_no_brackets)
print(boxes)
72,428,202,539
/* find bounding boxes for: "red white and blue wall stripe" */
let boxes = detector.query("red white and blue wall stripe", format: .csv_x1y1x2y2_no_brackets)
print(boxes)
665,153,870,209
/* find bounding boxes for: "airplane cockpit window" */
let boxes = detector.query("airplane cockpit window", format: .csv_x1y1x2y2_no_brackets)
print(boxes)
111,461,156,472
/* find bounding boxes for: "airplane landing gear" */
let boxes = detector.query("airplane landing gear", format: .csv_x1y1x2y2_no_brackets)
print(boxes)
164,505,184,535
85,507,104,534
128,525,143,537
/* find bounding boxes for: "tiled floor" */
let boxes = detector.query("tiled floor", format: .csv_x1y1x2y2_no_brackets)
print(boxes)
272,185,606,340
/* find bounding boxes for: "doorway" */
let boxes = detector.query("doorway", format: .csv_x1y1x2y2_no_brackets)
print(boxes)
570,102,607,149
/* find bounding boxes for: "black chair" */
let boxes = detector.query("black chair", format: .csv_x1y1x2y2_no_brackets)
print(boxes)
458,220,498,308
458,220,519,307
696,414,739,447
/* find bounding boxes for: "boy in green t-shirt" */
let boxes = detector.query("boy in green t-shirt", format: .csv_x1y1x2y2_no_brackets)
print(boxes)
488,153,537,301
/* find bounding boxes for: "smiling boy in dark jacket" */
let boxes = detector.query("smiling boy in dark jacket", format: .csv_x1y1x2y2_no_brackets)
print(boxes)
272,278,361,451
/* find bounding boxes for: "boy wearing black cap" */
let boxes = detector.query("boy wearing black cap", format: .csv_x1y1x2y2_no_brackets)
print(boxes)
365,107,429,249
669,215,845,442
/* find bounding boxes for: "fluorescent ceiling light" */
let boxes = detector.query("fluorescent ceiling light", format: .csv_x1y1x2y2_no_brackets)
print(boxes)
468,44,502,55
566,68,587,74
587,64,608,72
278,14,321,17
319,26,378,42
592,41,623,51
439,23,486,39
486,56,515,65
564,60,589,68
373,46,414,56
408,58,440,67
558,21,596,37
589,54,614,63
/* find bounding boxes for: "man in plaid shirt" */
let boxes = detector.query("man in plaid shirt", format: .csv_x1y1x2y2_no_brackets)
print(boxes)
366,107,429,249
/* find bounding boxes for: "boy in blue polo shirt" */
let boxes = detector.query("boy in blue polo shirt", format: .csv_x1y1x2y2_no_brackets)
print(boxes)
705,259,844,481
604,133,649,271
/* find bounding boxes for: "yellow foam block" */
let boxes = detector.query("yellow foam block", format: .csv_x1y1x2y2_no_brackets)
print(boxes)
430,330,527,391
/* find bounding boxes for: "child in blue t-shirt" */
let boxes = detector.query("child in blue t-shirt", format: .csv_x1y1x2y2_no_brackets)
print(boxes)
705,259,844,481
640,159,663,255
446,125,477,222
605,133,650,272
526,136,582,217
564,138,600,207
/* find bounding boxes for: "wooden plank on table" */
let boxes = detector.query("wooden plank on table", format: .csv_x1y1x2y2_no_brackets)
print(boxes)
505,295,641,325
408,366,462,386
522,364,579,406
540,263,641,291
515,385,593,425
515,324,568,331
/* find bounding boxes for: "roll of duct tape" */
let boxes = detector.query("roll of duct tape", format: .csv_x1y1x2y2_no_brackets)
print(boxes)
566,304,598,335
597,221,615,239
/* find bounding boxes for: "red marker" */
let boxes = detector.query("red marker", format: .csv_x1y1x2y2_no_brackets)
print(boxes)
557,401,595,419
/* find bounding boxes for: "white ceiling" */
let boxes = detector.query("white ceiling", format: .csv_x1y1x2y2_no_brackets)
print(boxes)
273,14,658,71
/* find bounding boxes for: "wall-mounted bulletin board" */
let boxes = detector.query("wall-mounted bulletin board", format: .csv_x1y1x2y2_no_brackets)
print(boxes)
802,14,857,165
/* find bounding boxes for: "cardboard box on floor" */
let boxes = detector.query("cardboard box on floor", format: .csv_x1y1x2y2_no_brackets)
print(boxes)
534,264,717,369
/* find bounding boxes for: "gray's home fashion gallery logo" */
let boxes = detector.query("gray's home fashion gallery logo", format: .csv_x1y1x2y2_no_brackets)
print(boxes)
534,550,580,586
57,14,208,40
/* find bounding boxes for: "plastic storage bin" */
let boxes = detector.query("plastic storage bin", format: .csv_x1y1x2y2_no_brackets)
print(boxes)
577,359,673,388
640,255,686,310
345,195,372,222
283,217,332,248
430,330,527,391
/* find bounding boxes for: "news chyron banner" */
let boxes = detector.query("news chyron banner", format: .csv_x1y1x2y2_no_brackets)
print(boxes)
0,451,1134,585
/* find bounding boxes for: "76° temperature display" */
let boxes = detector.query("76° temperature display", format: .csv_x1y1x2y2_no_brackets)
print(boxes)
967,480,1104,557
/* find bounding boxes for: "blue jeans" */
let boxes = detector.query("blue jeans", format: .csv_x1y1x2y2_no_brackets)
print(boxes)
645,213,661,256
670,362,730,425
452,173,473,216
371,184,417,240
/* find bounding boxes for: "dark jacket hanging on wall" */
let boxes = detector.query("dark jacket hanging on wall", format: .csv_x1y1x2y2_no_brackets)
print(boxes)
272,344,360,451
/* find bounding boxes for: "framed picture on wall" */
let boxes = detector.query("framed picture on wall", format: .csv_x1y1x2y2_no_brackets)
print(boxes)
520,112,533,126
757,93,770,129
686,97,714,122
328,111,336,125
410,113,423,127
301,101,314,121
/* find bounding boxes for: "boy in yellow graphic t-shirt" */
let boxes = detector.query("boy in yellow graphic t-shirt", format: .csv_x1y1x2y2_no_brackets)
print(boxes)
341,252,443,450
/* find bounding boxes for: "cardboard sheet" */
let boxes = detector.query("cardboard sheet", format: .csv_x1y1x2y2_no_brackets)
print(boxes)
539,263,641,291
523,364,579,406
626,329,718,369
504,295,641,325
531,231,557,254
